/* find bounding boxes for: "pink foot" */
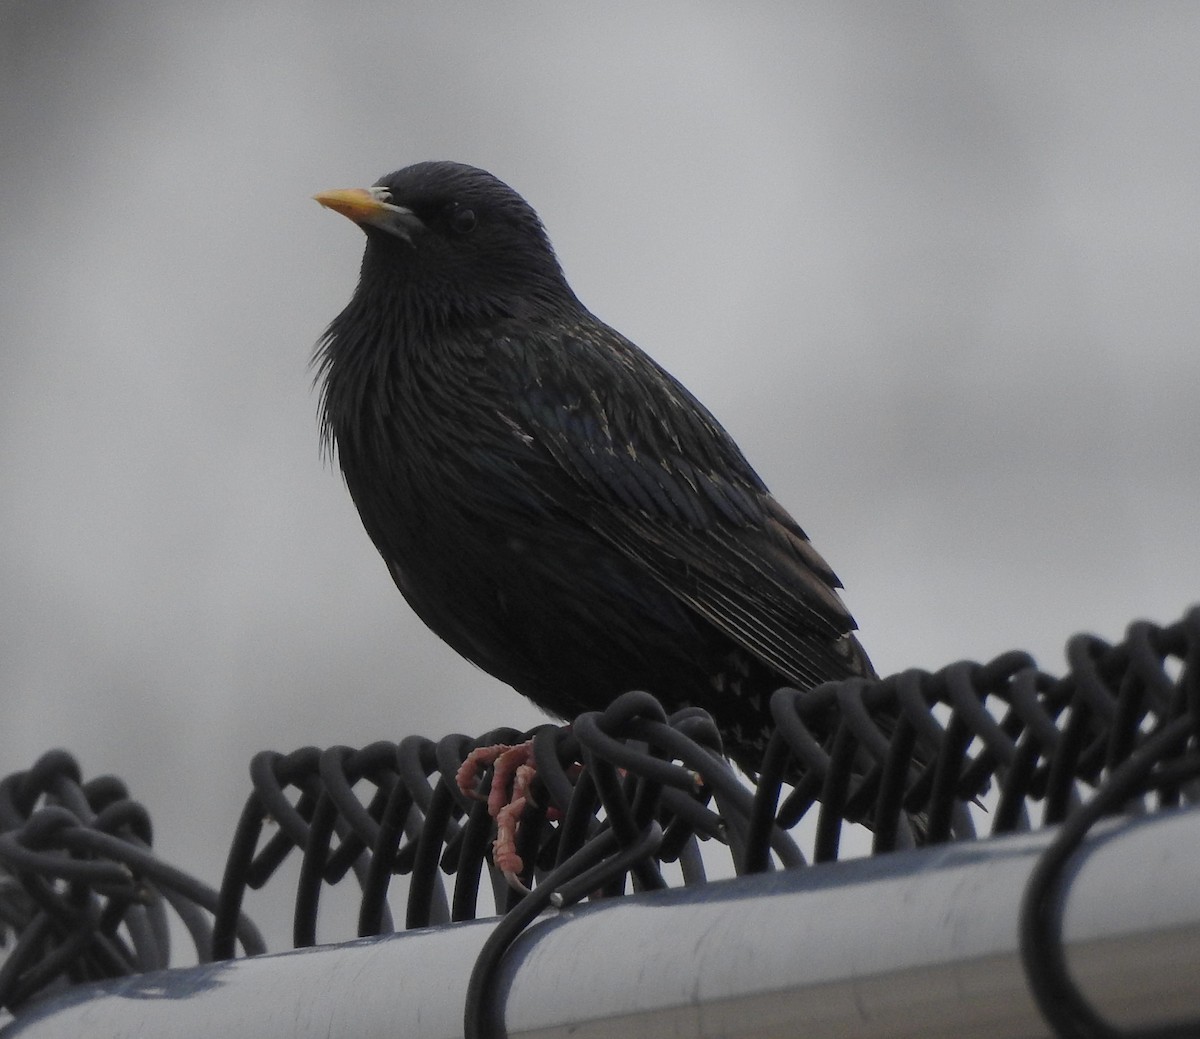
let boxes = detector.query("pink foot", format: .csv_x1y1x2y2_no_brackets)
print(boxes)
456,741,539,890
456,743,515,802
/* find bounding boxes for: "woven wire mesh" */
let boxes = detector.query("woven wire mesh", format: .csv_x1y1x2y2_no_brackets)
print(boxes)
213,606,1200,951
1,605,1198,1030
0,752,264,1013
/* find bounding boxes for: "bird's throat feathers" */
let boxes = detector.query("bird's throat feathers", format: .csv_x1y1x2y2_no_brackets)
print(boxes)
314,283,423,464
355,228,579,335
314,280,553,465
315,232,584,461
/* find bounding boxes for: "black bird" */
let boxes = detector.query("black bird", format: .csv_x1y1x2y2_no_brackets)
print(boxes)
314,161,873,777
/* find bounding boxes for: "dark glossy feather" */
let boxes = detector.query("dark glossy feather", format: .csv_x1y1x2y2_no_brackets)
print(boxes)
315,162,873,773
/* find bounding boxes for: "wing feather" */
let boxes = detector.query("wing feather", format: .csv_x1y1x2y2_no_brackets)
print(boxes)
487,322,867,687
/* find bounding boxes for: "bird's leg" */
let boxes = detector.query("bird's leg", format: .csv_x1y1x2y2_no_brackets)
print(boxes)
491,748,541,889
488,742,538,818
456,741,541,891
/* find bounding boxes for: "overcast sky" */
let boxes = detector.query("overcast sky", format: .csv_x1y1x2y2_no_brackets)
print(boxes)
2,3,1199,950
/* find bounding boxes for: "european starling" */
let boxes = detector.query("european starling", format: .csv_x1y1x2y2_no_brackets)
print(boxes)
314,161,873,777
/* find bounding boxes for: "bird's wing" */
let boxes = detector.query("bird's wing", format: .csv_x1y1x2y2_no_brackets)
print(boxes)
485,323,867,688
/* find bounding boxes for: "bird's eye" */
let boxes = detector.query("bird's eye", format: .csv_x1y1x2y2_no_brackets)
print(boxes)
449,206,477,234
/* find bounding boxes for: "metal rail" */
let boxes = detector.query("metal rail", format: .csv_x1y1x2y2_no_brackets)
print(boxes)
5,806,1197,1039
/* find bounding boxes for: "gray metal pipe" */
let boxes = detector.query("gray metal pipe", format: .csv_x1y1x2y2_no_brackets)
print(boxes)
3,808,1197,1038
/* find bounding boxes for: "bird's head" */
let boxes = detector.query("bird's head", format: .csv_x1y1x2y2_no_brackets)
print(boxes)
315,161,578,327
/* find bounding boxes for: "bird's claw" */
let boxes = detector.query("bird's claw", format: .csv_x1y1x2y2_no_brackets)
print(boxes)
457,741,540,884
456,743,513,802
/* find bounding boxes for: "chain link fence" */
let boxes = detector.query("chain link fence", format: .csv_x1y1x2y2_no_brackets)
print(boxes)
2,605,1198,1036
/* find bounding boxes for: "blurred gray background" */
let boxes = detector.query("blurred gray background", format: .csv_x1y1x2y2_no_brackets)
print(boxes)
2,4,1198,947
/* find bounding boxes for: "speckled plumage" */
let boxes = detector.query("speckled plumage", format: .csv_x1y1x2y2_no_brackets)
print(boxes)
315,162,873,775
